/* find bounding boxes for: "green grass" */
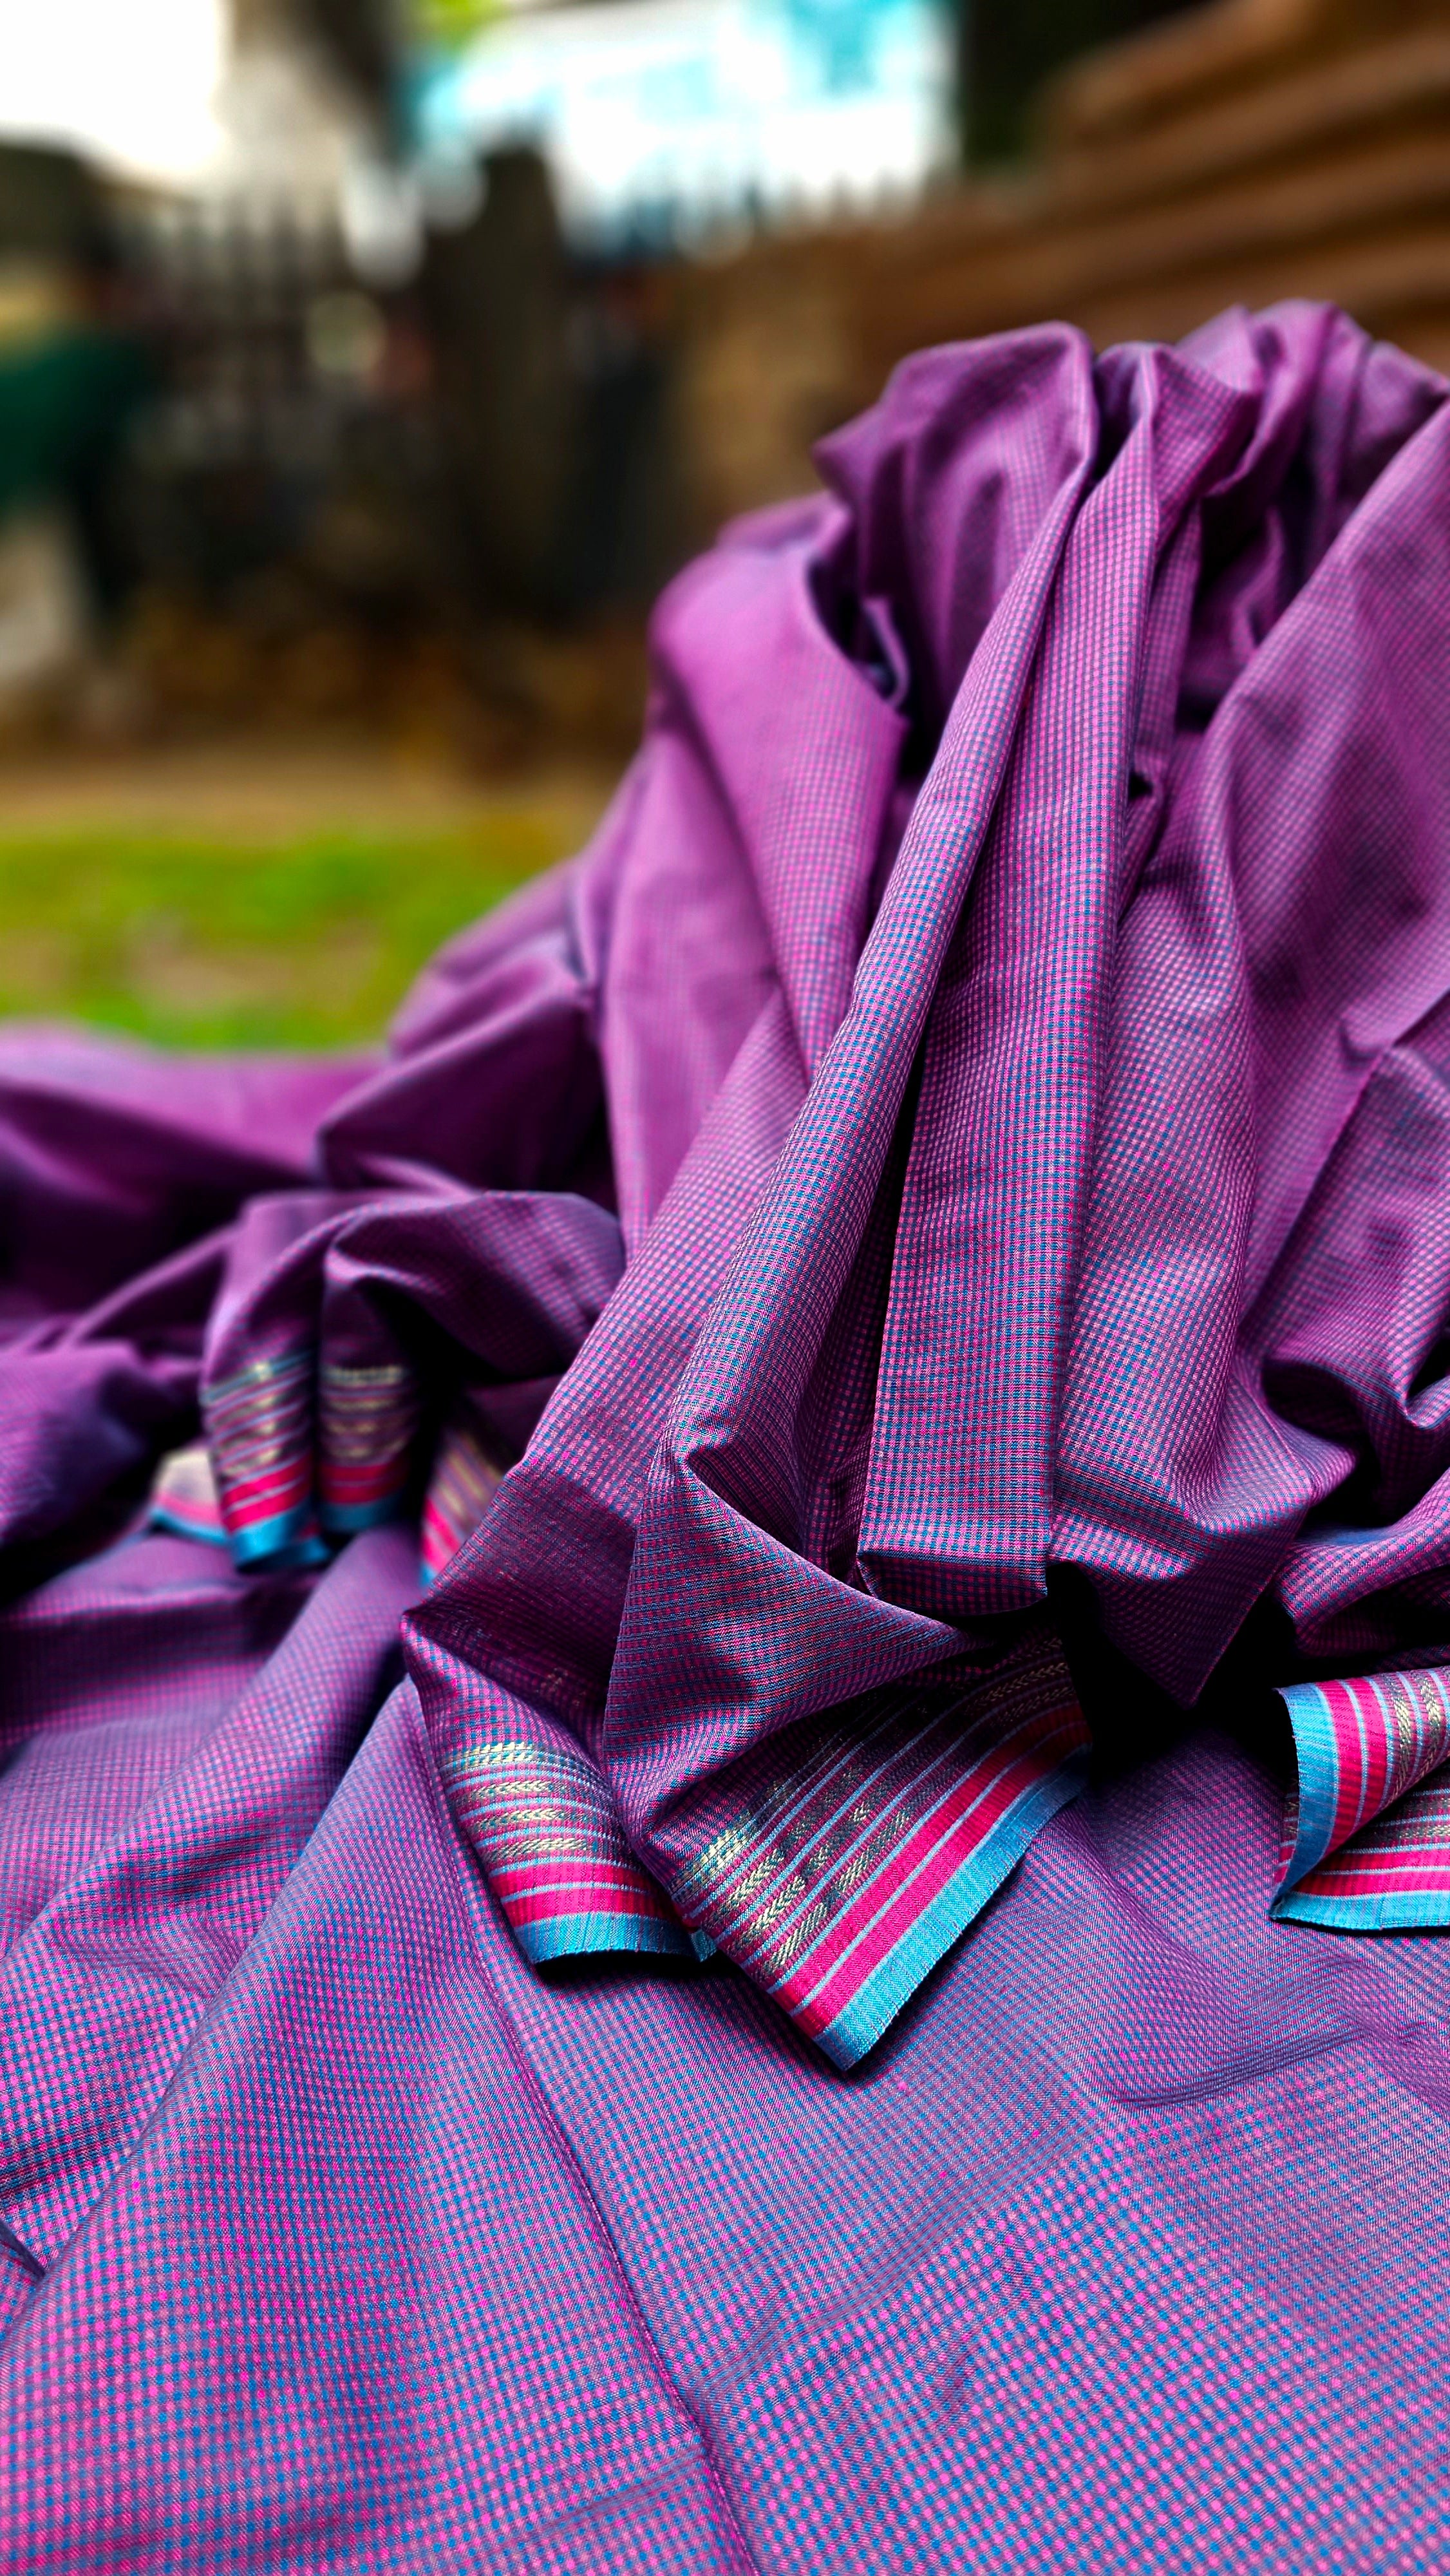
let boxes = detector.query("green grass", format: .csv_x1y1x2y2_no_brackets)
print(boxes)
0,817,571,1050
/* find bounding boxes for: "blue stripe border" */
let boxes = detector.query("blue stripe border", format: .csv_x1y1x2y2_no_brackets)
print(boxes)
1277,1683,1342,1895
812,1753,1089,2071
513,1909,700,1965
1272,1880,1450,1932
230,1508,329,1571
147,1506,229,1548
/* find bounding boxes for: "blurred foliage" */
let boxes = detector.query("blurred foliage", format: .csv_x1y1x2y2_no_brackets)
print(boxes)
410,0,502,52
0,819,565,1051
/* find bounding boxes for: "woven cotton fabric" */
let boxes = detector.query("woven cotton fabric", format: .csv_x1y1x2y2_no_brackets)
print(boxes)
1,302,1450,2565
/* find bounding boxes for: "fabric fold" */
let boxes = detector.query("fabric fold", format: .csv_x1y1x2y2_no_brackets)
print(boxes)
410,303,1450,2064
447,1728,702,1965
655,1622,1089,2068
1274,1663,1450,1927
193,1186,623,1577
7,301,1450,2080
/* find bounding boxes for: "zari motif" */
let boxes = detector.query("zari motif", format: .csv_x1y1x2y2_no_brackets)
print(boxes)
317,1361,419,1535
449,1737,697,1960
202,1349,321,1567
665,1625,1089,2066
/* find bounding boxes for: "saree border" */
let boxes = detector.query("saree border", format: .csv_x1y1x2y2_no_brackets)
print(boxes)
317,1359,420,1537
447,1736,699,1964
665,1625,1091,2069
1273,1666,1450,1930
203,1347,325,1568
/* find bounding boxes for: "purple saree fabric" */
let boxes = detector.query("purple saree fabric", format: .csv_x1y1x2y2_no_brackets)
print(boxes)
3,301,1450,2565
413,298,1450,2061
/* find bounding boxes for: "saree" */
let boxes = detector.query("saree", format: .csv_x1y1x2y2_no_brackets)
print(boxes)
1,299,1449,2568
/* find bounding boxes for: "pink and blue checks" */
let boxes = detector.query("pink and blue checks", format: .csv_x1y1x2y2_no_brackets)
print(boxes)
1,303,1449,2566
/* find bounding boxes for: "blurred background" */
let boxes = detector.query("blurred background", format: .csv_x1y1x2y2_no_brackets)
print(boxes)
0,0,1445,1046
